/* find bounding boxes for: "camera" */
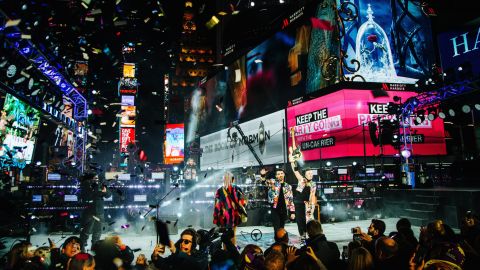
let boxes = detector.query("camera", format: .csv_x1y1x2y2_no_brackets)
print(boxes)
351,227,360,234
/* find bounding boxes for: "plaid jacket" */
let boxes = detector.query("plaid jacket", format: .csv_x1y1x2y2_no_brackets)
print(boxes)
268,179,295,213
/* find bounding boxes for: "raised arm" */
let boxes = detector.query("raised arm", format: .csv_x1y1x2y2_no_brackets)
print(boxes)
290,161,304,183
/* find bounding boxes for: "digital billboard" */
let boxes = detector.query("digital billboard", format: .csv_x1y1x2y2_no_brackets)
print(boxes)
338,0,434,84
123,63,136,78
164,123,184,164
200,110,286,171
437,24,480,77
120,128,135,153
0,94,41,163
120,106,136,127
286,89,446,160
119,77,138,95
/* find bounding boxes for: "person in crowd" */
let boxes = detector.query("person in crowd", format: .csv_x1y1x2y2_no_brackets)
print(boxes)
267,168,295,233
290,159,317,240
389,218,418,269
300,219,340,269
79,172,111,250
6,241,35,270
66,253,95,270
286,246,327,270
460,211,480,269
151,228,208,270
34,246,51,268
265,228,290,256
374,236,401,270
347,247,374,270
133,254,148,270
354,218,386,255
213,171,247,246
264,251,285,270
49,236,82,270
239,244,265,270
92,235,134,270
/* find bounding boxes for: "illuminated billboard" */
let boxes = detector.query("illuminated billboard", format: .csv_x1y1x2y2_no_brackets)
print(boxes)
286,89,447,160
164,124,184,164
123,63,136,78
119,77,138,95
120,128,135,153
200,110,286,170
120,106,136,127
338,0,434,84
0,94,41,163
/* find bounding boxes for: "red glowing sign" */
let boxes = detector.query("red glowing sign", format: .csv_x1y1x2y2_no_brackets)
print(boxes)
120,128,135,153
286,89,447,160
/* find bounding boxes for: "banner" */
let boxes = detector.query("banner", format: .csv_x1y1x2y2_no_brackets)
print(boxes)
164,123,184,164
286,89,446,160
200,110,286,170
120,128,135,153
120,106,136,127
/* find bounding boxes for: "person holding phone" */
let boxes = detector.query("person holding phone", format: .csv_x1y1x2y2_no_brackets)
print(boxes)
213,171,247,246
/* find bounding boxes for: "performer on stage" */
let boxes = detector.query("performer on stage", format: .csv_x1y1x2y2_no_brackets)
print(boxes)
290,160,317,239
213,171,247,245
267,168,295,233
79,172,111,250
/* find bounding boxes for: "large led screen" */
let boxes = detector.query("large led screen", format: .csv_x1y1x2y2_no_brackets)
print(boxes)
338,0,434,84
120,106,136,127
164,123,184,164
120,128,135,153
200,110,286,171
0,94,41,163
286,89,446,160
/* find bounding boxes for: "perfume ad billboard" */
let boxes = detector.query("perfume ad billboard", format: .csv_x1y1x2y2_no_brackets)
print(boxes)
286,89,446,160
200,110,286,171
337,0,434,84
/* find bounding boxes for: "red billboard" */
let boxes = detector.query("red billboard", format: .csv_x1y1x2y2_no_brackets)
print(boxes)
120,128,135,153
286,89,447,160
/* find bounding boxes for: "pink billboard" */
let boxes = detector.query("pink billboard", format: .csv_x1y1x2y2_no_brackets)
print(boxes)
286,89,447,160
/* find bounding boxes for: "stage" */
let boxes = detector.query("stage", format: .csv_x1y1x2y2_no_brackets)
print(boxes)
0,218,424,259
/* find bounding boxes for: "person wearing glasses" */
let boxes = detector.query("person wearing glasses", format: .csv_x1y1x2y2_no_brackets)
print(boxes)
213,171,247,246
151,228,208,270
79,172,111,250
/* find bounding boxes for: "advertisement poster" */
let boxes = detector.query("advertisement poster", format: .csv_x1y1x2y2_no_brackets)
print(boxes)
164,124,184,164
286,89,446,160
120,106,136,127
200,110,286,170
123,63,136,78
119,77,138,95
338,0,434,83
0,94,41,163
120,128,135,153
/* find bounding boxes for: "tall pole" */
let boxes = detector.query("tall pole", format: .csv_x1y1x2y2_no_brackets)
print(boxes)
362,123,367,168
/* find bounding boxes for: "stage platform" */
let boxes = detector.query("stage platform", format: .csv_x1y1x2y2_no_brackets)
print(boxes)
383,187,480,229
1,218,418,260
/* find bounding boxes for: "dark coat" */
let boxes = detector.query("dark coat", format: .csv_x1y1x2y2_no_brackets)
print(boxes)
302,234,341,269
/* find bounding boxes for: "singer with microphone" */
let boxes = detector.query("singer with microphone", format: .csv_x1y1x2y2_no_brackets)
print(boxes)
79,172,111,250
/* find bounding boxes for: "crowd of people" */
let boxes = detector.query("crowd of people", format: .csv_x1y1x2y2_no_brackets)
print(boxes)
2,213,480,270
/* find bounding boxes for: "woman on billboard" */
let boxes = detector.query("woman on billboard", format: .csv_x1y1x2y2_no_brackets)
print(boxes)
213,171,247,246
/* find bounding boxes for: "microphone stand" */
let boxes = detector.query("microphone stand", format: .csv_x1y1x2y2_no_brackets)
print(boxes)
143,183,179,243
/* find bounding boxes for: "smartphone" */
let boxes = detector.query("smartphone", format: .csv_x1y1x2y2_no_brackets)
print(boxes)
156,220,170,246
351,227,359,234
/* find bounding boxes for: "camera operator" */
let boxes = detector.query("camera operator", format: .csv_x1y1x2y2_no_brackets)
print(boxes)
79,172,111,250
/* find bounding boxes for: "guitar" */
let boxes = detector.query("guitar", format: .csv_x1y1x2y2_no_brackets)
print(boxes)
289,127,302,162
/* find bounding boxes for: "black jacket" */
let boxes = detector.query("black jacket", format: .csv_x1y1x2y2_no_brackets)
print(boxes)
80,180,111,216
301,234,341,269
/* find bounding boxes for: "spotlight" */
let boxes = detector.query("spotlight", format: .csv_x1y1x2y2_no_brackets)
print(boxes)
448,109,455,117
250,1,255,7
475,104,480,111
71,162,76,166
326,161,332,167
427,108,437,121
438,111,446,119
352,161,357,166
462,105,471,113
173,166,179,171
401,149,411,158
177,213,182,218
87,109,93,115
35,161,42,166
